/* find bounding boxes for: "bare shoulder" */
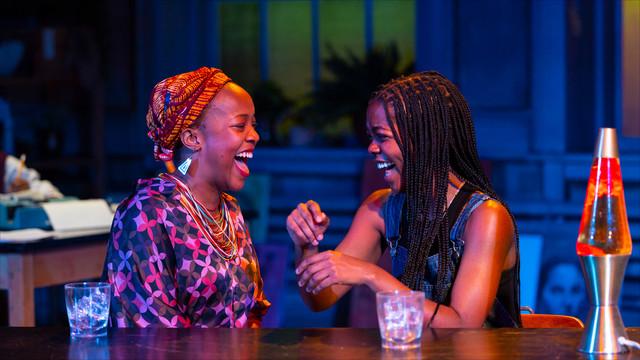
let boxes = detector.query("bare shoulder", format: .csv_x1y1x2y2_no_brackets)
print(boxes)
470,198,512,221
352,188,392,238
464,198,515,247
361,188,392,214
337,188,391,261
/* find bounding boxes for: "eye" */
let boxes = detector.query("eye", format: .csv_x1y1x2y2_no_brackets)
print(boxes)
373,133,390,142
231,117,257,131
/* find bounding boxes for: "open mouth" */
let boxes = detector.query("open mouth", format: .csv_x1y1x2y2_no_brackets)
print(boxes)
376,161,395,171
234,151,253,177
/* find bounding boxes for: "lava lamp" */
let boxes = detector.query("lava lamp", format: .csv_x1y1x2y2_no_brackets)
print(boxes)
577,128,632,354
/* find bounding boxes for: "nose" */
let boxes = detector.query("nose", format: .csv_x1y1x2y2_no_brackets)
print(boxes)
368,140,380,155
247,124,260,144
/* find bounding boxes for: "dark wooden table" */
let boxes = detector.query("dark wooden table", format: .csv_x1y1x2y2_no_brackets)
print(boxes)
1,327,639,359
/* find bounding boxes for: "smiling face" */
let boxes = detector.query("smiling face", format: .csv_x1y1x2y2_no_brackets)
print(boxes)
366,100,403,193
193,82,259,192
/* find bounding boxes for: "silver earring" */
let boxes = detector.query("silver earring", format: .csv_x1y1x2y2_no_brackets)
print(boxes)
178,157,192,175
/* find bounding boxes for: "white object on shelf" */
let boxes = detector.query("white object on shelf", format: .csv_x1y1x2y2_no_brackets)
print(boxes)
0,228,53,242
42,199,114,232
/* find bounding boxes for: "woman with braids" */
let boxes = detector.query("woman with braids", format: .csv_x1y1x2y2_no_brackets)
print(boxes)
289,71,520,327
103,67,269,327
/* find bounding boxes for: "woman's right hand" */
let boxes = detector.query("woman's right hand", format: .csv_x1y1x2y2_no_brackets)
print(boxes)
287,200,330,248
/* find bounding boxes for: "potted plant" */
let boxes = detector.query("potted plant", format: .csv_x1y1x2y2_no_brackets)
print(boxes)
291,43,414,147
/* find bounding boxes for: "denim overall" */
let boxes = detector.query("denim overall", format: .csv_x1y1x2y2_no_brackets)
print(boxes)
383,188,519,327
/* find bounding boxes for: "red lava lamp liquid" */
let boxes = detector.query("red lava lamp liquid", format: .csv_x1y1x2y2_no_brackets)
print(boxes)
576,157,632,256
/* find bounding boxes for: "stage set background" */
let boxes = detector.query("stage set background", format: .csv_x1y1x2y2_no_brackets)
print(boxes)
0,0,638,327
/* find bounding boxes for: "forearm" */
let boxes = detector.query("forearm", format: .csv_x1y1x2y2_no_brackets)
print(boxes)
424,302,488,328
364,267,475,328
362,264,410,293
294,244,341,311
294,243,318,264
297,283,342,312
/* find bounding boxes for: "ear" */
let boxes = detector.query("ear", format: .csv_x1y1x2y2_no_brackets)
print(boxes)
179,127,202,152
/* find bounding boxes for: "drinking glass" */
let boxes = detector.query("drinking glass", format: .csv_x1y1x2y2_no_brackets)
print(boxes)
376,290,425,350
65,282,111,337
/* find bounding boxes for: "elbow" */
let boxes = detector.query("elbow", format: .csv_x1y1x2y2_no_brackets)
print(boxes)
302,296,332,312
458,320,484,328
300,289,337,312
437,307,485,328
455,314,486,329
309,303,331,312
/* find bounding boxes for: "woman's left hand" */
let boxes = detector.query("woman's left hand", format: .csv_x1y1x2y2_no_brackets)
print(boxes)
295,251,372,294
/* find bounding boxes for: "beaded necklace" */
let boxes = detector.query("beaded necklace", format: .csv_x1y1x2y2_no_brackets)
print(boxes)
160,173,238,260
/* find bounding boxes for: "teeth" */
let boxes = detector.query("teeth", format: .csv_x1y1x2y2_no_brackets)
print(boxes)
377,161,394,170
235,152,253,159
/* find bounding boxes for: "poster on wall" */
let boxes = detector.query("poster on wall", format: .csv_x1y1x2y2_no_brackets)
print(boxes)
535,256,589,321
520,233,589,322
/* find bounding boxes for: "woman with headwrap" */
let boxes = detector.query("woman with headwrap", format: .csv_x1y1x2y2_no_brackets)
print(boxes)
288,72,520,328
103,67,269,328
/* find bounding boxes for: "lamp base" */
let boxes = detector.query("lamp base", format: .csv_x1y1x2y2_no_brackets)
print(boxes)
578,305,629,354
577,254,630,354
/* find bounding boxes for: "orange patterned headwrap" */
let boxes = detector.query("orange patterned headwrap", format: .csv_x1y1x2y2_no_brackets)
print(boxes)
146,67,232,161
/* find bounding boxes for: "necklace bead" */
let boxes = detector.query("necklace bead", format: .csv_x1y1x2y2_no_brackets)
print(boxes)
161,173,238,260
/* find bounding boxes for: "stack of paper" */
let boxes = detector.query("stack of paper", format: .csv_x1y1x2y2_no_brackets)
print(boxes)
0,228,54,242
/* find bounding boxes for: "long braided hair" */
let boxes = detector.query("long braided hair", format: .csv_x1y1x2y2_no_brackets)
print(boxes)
371,71,520,309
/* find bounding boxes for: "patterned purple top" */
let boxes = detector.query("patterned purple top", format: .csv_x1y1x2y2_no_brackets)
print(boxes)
103,176,270,328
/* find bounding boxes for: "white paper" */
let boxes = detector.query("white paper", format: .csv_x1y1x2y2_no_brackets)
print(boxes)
52,228,110,239
0,228,54,242
41,199,114,232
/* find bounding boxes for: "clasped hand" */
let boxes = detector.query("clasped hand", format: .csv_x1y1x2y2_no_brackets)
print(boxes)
287,200,371,294
295,250,372,294
286,200,330,247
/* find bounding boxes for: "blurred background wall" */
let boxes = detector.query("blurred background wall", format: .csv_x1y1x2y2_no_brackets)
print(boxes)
0,0,638,327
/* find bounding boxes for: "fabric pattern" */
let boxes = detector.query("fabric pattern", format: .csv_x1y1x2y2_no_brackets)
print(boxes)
146,67,231,161
103,175,270,328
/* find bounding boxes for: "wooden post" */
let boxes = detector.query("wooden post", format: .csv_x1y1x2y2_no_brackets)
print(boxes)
6,254,35,326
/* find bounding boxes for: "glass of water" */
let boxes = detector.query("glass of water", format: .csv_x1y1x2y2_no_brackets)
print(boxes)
65,282,111,337
376,290,425,350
